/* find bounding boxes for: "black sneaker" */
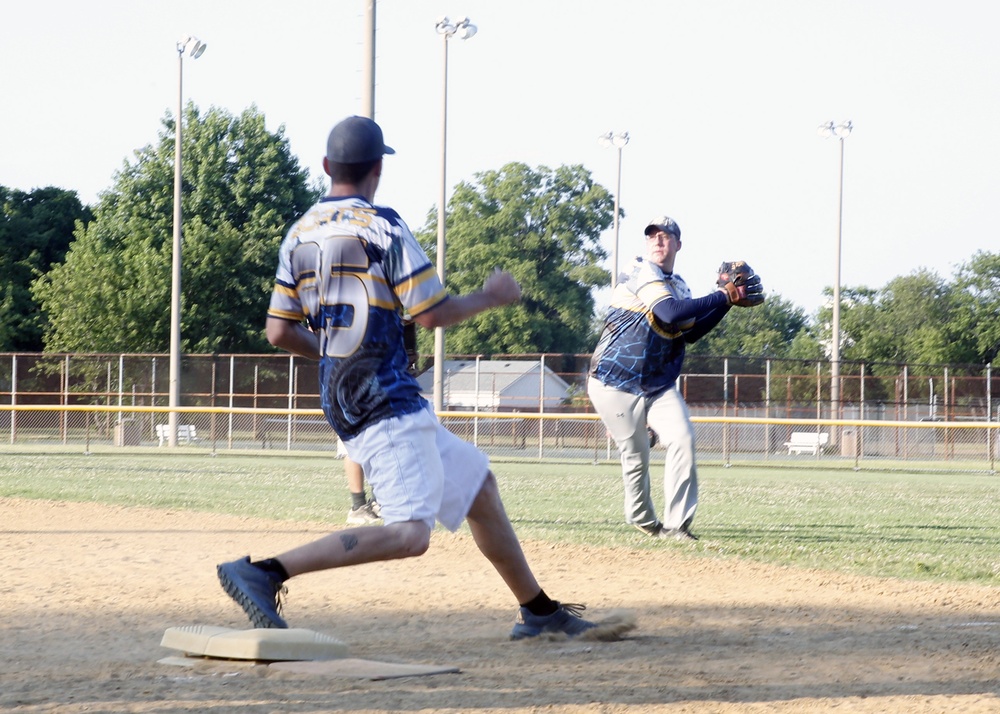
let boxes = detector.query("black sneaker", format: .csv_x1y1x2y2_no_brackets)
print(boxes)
669,525,699,541
510,602,597,640
217,556,288,628
635,522,699,541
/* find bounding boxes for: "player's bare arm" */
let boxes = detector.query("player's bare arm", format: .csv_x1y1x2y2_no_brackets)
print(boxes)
413,269,520,330
265,317,321,360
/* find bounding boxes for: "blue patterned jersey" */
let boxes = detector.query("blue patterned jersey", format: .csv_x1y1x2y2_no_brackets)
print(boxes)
268,195,447,438
590,258,696,397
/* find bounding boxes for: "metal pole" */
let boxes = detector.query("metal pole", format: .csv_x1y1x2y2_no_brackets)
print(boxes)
611,146,623,288
433,34,449,414
831,134,845,426
362,0,376,118
168,49,184,447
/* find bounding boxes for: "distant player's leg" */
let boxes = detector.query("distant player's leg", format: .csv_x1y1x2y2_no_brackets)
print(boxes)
587,378,658,533
647,387,698,535
345,457,380,524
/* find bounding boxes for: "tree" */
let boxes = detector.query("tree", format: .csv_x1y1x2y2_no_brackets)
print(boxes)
836,270,978,368
686,293,808,359
414,162,614,355
0,186,91,351
953,251,1000,364
33,104,316,353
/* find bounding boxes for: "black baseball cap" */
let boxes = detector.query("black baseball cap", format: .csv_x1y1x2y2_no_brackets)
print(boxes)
644,215,681,239
326,116,396,164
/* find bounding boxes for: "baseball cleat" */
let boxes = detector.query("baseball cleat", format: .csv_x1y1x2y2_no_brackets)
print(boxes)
510,602,597,640
634,522,699,541
667,525,699,541
634,522,665,538
217,556,288,629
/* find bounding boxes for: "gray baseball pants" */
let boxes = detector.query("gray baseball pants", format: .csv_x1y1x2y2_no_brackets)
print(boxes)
587,377,698,531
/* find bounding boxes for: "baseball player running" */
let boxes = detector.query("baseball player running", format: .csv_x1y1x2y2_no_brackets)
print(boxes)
588,216,764,541
216,116,619,640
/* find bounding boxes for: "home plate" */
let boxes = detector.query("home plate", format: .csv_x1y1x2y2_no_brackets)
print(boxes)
269,658,460,680
160,625,348,661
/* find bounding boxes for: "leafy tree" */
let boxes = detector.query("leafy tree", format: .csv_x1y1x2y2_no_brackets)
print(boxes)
0,186,91,350
414,162,614,355
953,251,1000,364
687,293,808,359
835,270,978,369
33,104,316,353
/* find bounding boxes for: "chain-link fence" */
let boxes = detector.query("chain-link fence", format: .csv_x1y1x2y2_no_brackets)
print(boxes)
1,352,997,471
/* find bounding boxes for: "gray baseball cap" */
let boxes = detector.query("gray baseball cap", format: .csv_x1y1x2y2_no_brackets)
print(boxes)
326,116,396,164
644,215,681,239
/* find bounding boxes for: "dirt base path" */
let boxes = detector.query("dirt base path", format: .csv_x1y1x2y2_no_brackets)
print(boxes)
3,497,999,713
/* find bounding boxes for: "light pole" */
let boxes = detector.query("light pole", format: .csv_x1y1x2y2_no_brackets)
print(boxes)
432,16,476,413
598,131,629,288
818,120,852,422
169,35,206,447
362,1,376,118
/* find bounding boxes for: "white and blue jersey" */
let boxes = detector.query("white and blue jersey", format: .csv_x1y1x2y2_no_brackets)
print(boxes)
268,195,447,439
590,257,727,398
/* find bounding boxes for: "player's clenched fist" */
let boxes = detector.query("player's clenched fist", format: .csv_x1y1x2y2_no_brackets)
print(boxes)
483,268,521,307
716,260,765,307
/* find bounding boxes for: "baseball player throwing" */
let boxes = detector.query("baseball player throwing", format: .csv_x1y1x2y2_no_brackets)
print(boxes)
587,216,764,540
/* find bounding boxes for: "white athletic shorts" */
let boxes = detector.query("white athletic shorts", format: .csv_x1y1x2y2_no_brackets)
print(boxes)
341,403,490,531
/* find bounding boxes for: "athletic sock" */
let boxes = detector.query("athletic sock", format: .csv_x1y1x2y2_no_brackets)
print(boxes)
350,491,367,509
252,557,289,582
520,589,559,617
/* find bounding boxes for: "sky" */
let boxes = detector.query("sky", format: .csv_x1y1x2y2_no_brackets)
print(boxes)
3,0,998,317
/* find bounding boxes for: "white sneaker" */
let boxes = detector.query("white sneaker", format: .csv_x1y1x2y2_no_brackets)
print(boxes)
346,500,382,525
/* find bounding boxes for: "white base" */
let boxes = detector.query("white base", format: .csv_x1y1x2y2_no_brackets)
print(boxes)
160,625,348,661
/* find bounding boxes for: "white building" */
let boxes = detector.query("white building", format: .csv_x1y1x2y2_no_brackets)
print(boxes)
415,359,573,412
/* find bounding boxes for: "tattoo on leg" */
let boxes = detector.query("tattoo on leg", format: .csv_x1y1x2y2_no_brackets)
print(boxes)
340,533,359,551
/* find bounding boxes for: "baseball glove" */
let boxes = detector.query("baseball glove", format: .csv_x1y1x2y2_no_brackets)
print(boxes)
717,261,765,307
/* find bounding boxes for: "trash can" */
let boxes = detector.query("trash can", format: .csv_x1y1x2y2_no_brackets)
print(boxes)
114,419,141,446
840,428,857,457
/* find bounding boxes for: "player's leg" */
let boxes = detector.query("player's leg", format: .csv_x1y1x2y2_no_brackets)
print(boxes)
465,471,540,602
217,519,430,628
218,409,442,628
587,377,658,532
344,457,381,524
429,410,596,639
647,386,698,537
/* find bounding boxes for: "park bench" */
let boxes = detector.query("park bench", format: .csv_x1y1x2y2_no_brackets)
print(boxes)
155,424,199,446
783,431,829,455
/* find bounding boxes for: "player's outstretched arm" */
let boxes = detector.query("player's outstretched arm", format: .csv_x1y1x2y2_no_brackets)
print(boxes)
413,269,521,330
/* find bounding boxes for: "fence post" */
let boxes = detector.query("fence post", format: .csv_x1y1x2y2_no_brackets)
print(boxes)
62,354,69,444
985,363,993,471
538,355,545,460
228,355,235,449
988,363,995,471
471,356,480,447
857,362,865,467
723,357,730,466
764,358,771,459
815,361,822,423
117,355,125,424
286,355,294,451
10,354,16,444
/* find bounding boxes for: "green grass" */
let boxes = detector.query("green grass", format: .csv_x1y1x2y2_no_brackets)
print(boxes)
2,451,999,585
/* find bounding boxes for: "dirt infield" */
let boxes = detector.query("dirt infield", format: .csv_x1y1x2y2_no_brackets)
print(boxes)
3,497,999,713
